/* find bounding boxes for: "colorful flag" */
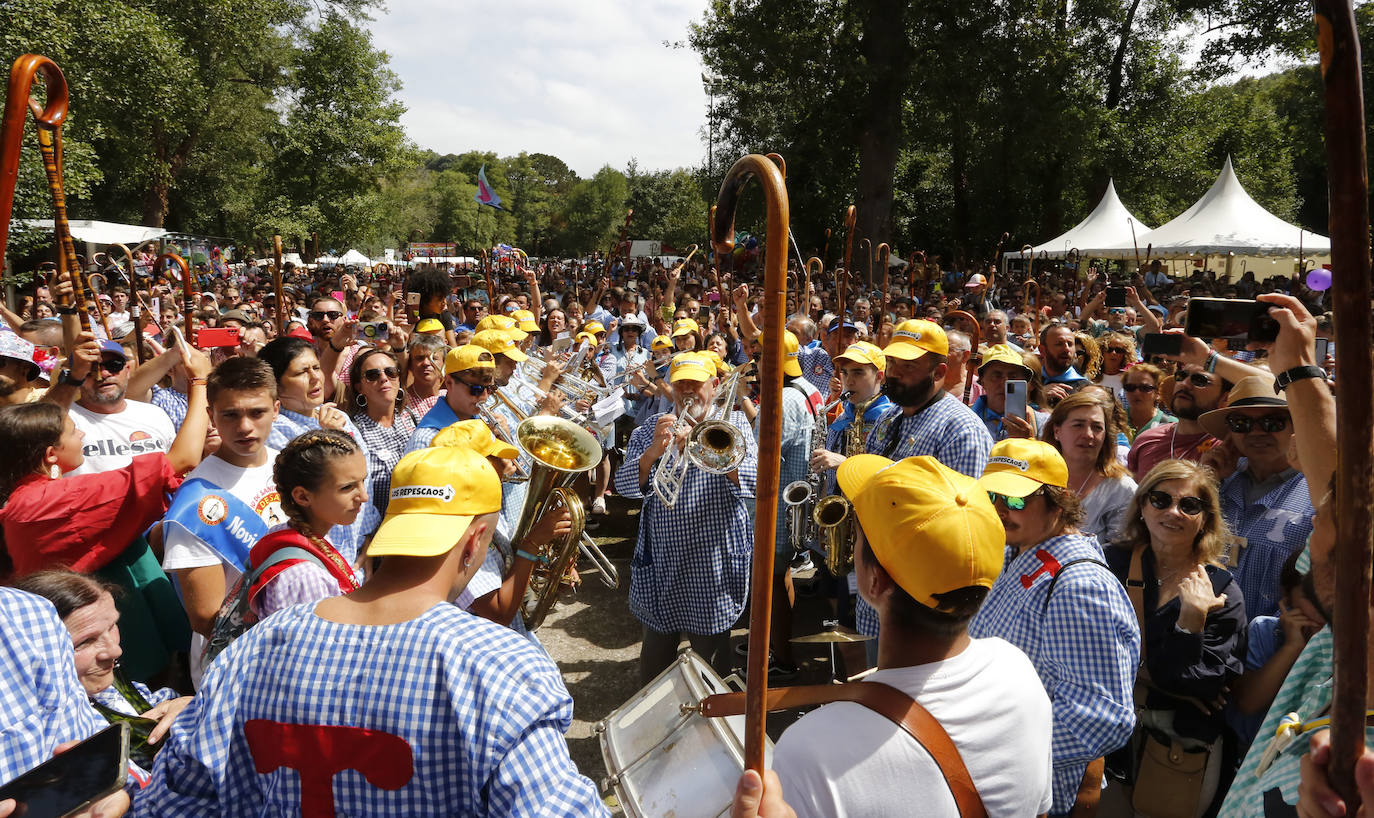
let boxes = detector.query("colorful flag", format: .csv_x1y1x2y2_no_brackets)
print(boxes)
474,165,504,210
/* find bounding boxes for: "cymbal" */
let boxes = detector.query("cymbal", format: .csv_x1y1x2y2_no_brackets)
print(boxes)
791,626,873,644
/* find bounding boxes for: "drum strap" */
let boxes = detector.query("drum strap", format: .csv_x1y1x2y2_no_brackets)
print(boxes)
699,682,987,817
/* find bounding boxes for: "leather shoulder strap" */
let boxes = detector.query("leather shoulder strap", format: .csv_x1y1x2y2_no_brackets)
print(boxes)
1125,545,1147,658
832,682,987,818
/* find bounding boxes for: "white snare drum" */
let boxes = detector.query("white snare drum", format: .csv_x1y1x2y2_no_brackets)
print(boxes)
596,649,773,818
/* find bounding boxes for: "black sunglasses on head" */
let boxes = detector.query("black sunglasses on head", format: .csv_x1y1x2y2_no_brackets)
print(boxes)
1147,490,1206,516
309,310,342,321
1225,413,1289,434
362,366,399,382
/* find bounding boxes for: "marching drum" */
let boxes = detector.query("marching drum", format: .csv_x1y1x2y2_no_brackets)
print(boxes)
596,650,773,818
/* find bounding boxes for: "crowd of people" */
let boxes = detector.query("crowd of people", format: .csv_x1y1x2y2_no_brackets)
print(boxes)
0,246,1365,818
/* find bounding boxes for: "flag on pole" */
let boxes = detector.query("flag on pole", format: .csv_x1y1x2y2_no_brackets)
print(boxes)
474,165,504,210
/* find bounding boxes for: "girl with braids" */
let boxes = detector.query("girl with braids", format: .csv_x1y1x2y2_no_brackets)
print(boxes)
243,429,365,621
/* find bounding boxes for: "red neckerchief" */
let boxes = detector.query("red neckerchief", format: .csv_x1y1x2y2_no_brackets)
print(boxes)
247,526,359,603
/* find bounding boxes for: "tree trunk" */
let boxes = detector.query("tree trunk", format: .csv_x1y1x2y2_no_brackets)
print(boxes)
854,0,911,256
1104,0,1144,112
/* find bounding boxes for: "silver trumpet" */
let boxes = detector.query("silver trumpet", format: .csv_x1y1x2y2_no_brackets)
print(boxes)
651,364,753,508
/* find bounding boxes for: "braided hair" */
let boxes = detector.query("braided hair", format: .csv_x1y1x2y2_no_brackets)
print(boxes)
273,429,361,537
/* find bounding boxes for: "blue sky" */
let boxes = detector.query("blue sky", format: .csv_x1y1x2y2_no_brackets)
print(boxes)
369,0,712,178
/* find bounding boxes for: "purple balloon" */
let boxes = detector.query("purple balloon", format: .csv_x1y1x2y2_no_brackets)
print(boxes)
1306,267,1332,291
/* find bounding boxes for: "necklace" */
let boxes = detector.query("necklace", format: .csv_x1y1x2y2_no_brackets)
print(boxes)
1076,469,1096,496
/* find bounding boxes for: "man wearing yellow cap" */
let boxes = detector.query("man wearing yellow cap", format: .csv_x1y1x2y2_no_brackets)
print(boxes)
404,345,496,453
853,319,995,644
969,343,1049,441
770,455,1053,815
141,439,607,815
613,351,759,684
968,439,1139,816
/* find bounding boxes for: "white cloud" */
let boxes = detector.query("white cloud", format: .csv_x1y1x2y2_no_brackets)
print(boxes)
368,0,711,177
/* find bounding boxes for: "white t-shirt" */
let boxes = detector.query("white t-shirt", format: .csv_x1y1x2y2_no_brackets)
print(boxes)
162,451,282,686
773,637,1053,818
68,400,175,475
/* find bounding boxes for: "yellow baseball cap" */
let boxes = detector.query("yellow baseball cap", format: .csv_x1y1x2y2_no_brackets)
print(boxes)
582,320,606,336
884,319,948,361
671,318,700,338
836,340,885,372
977,344,1032,378
756,329,803,377
977,439,1069,498
431,419,517,460
699,349,732,376
476,314,529,341
511,309,539,332
415,318,444,334
444,344,495,377
651,335,674,352
669,352,716,383
838,455,1004,610
470,329,528,362
367,445,503,557
574,331,598,347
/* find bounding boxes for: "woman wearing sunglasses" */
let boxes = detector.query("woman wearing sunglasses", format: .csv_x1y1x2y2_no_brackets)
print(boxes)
1094,331,1135,405
345,348,418,516
1121,362,1175,441
1103,459,1246,816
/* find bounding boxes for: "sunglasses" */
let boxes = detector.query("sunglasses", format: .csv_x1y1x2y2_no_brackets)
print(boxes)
987,487,1043,511
362,366,399,382
1176,372,1216,389
98,358,126,375
309,310,343,321
1146,490,1206,516
1225,413,1289,434
1106,347,1129,355
458,379,494,396
1122,382,1156,393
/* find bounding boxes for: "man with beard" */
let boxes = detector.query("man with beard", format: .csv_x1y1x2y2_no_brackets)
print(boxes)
613,352,758,684
1039,324,1091,404
856,319,994,642
68,340,176,476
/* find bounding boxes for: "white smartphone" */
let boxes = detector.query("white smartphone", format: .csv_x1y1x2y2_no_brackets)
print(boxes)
1005,380,1028,420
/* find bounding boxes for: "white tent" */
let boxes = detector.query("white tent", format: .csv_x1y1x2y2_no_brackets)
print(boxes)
1097,157,1329,259
21,219,167,246
1002,179,1152,262
338,249,369,265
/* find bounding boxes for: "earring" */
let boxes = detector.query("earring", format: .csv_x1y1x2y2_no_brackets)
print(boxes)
355,393,367,408
49,463,60,479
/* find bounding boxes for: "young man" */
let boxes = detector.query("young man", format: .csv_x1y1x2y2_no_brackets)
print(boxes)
141,441,608,816
160,357,284,687
68,340,176,475
969,439,1140,816
772,455,1053,816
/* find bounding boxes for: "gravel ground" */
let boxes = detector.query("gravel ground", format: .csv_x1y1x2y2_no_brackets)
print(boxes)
537,494,863,814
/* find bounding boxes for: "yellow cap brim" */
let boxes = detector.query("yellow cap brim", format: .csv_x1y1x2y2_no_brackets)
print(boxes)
507,328,529,341
367,512,476,557
499,345,528,362
977,470,1045,499
837,454,895,498
882,343,929,361
783,358,802,377
669,367,712,384
518,321,538,332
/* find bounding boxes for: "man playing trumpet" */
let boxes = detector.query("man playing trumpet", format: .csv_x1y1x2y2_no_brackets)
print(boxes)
613,352,758,684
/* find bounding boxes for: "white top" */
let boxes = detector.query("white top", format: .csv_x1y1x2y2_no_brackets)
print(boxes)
773,637,1053,818
162,452,282,686
68,400,175,475
1080,474,1139,546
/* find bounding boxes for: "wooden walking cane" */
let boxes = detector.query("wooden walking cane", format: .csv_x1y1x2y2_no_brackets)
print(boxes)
1315,0,1374,806
711,153,789,773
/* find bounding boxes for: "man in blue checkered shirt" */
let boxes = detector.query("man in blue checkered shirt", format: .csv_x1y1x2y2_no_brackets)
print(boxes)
614,352,758,685
142,437,606,816
855,319,994,640
1196,375,1314,620
968,439,1139,816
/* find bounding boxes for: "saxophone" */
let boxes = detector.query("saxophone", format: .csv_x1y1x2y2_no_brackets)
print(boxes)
783,391,850,552
816,393,879,575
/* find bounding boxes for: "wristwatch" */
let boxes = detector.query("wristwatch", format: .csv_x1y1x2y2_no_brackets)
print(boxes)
1273,365,1326,393
58,368,88,387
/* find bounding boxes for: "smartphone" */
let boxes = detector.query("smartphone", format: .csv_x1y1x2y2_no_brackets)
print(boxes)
1184,297,1278,342
0,724,129,818
1140,333,1182,358
1004,380,1028,420
405,291,421,307
1315,337,1332,362
196,326,241,348
355,321,389,342
1105,287,1127,308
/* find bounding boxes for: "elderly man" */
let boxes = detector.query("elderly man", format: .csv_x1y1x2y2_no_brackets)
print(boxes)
941,329,980,404
788,315,832,396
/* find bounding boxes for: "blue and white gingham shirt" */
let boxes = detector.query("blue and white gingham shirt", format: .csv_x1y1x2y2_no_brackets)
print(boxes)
614,410,758,634
141,603,606,816
0,587,109,783
857,394,994,634
352,409,418,516
269,409,379,562
967,534,1140,813
1218,463,1314,620
151,385,189,430
797,342,833,395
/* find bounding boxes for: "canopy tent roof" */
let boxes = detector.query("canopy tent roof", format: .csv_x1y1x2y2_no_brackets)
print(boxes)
1095,157,1329,259
338,249,369,265
1002,179,1152,261
20,219,167,246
